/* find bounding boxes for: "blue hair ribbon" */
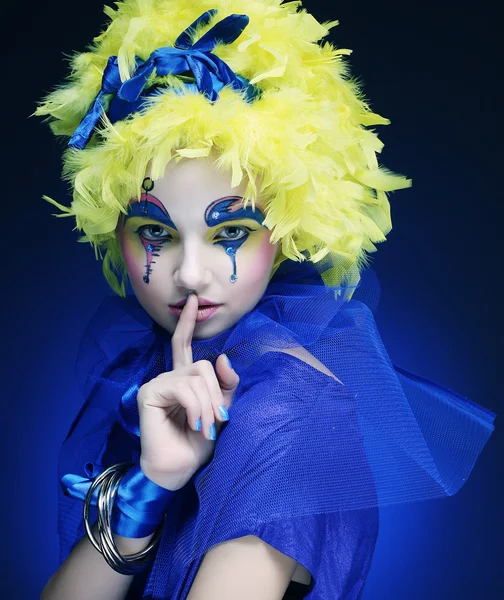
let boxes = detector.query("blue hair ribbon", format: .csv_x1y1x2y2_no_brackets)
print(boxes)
68,10,261,149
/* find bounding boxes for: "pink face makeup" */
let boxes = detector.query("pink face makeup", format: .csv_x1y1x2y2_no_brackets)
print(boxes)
117,158,279,340
123,191,177,283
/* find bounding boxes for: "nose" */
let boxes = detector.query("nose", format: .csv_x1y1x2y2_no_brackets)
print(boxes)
173,241,212,290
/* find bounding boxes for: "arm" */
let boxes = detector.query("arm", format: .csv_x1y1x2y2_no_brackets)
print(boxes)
186,535,298,600
41,466,187,600
40,523,154,600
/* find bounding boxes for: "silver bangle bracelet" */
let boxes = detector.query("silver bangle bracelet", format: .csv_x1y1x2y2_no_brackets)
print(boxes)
83,462,166,575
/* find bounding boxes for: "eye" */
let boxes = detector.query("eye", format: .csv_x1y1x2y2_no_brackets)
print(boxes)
215,225,251,241
135,224,173,241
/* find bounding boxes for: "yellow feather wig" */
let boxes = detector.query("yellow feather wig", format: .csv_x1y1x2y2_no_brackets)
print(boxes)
35,0,411,297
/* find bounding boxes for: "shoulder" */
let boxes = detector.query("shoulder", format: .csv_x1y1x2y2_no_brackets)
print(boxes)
77,294,152,361
273,346,344,385
187,535,297,600
81,294,150,338
227,348,350,442
75,295,155,393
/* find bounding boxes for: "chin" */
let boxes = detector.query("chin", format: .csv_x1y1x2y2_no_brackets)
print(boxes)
192,320,225,340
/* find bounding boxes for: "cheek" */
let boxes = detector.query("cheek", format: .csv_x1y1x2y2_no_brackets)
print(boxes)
119,231,145,281
240,232,278,284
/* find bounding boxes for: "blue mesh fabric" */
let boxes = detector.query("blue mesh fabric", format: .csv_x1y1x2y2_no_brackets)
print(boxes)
57,258,496,599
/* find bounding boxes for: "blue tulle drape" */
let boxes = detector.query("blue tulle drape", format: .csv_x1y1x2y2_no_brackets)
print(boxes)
57,257,496,599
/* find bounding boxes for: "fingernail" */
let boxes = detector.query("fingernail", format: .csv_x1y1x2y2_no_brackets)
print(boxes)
219,404,229,420
224,354,233,370
195,417,201,431
186,291,193,302
209,423,216,440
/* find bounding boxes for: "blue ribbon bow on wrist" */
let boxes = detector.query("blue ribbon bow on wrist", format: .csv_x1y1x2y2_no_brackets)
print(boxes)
69,9,261,149
62,461,177,538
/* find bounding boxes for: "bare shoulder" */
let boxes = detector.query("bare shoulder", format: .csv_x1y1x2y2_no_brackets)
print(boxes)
275,346,344,385
187,535,298,600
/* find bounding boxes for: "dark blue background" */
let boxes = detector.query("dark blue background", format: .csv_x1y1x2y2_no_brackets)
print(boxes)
3,0,502,598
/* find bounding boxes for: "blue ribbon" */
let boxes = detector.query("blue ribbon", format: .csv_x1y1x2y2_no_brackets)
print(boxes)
69,10,261,149
62,462,177,538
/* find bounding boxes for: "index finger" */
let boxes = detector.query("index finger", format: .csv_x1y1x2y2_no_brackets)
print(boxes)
172,292,198,369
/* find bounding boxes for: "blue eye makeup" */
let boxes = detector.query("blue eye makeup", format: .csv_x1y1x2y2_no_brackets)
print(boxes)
215,225,253,241
125,192,265,285
124,190,175,283
205,197,265,283
134,223,173,242
134,223,252,243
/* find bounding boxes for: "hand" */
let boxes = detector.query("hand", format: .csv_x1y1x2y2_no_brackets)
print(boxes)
136,292,240,490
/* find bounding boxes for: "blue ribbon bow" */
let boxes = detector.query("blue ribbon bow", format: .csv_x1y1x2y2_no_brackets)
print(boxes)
69,10,261,149
62,461,177,538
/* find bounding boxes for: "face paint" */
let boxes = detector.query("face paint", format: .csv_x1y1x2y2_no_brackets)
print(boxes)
124,177,178,284
205,196,265,283
117,158,280,340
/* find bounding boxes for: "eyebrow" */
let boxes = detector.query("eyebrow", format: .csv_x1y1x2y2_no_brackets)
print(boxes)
125,194,176,229
124,195,266,229
205,196,265,227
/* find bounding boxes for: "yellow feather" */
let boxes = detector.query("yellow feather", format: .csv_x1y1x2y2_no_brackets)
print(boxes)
177,147,212,158
35,0,412,296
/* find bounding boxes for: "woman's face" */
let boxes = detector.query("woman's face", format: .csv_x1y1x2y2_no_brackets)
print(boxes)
117,158,280,339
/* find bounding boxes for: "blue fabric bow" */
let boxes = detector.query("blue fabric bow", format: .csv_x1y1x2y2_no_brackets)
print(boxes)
62,452,177,538
69,10,261,149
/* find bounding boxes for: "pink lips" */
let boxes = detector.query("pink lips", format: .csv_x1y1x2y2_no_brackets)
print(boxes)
171,296,217,307
168,303,222,323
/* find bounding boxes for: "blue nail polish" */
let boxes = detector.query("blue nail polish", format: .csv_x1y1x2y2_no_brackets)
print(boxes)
186,291,193,302
224,354,233,370
219,404,229,420
209,423,216,440
195,417,201,431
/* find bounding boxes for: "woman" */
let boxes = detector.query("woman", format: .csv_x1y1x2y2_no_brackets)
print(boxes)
36,1,496,598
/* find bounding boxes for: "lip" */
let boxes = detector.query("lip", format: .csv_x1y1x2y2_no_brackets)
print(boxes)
169,304,222,323
171,296,218,307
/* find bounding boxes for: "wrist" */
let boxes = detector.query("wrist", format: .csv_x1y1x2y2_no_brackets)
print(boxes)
139,461,189,492
112,530,155,554
110,463,178,538
88,521,155,554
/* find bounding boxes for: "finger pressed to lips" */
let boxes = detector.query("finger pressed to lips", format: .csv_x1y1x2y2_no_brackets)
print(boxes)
171,293,197,368
170,294,223,328
171,294,227,440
